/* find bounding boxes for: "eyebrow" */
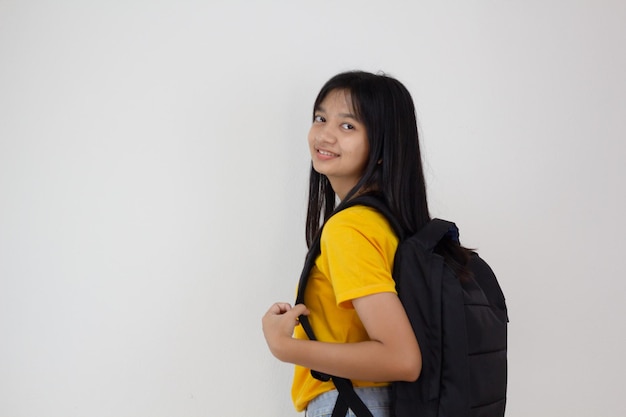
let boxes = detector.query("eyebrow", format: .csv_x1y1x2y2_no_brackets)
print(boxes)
315,105,358,120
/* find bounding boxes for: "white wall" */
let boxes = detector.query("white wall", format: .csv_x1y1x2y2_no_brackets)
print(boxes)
1,1,624,416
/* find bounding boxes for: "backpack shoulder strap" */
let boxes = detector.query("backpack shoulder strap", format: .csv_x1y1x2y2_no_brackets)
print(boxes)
295,194,397,311
294,195,392,374
292,195,389,417
339,194,405,239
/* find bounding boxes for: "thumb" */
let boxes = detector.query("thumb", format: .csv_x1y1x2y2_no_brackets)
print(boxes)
290,303,310,318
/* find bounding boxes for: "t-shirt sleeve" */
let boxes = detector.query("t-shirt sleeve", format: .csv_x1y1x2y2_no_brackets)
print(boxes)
319,209,397,309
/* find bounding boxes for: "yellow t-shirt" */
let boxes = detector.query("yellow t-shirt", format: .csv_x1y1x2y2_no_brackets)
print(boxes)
291,205,399,412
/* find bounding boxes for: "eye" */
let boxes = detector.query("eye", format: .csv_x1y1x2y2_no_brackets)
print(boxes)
341,123,355,130
313,115,325,123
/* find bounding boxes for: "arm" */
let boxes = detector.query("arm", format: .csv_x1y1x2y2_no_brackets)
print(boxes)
262,292,421,382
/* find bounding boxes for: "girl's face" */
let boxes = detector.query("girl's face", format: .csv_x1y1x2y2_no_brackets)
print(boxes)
308,89,370,200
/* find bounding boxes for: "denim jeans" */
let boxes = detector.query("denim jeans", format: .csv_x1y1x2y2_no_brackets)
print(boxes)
305,386,391,417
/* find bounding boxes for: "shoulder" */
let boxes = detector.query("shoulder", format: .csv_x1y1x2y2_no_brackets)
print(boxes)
323,205,397,243
327,205,390,229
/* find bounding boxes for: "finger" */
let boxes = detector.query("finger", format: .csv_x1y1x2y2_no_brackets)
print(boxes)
290,303,310,318
266,302,292,315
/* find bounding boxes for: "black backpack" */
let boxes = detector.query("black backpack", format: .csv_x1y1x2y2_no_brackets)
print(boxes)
296,195,508,417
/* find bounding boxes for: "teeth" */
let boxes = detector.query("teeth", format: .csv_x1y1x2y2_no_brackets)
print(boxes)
318,149,337,157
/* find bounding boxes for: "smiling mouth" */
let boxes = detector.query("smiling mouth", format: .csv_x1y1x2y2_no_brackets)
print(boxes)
318,149,339,157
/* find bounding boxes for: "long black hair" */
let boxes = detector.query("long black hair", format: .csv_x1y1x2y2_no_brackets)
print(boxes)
305,70,471,277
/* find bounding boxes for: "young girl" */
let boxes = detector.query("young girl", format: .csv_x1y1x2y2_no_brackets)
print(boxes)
263,71,443,416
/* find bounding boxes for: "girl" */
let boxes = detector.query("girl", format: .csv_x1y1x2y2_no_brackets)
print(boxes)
263,71,459,416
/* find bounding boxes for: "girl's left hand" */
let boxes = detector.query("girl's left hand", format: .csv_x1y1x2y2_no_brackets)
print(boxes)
262,302,309,360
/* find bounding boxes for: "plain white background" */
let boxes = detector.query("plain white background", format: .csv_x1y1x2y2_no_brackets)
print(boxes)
1,1,624,416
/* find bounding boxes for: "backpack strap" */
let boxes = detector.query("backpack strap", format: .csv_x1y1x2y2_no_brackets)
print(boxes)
294,196,395,417
295,193,397,346
295,193,395,322
294,231,333,383
331,378,374,417
340,194,405,239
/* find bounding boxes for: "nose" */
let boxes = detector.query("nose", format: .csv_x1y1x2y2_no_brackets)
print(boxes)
316,124,336,145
